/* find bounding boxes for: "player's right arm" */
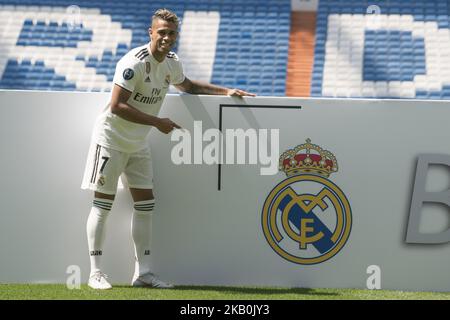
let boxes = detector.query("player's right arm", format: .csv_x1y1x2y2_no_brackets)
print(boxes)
110,84,180,134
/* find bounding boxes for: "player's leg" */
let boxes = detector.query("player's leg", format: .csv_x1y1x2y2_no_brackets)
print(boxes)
129,188,172,288
82,144,127,289
86,191,115,289
124,148,173,288
130,187,154,277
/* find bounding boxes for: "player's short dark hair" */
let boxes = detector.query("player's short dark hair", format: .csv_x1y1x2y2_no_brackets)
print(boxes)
152,8,180,26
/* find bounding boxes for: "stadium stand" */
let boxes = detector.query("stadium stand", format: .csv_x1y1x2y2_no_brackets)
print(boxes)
0,0,290,96
2,0,450,100
312,0,450,99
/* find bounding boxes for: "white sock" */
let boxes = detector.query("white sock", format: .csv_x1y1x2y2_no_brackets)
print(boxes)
86,198,113,277
131,199,154,277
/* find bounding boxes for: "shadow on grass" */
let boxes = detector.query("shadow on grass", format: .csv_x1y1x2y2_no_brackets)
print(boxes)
112,285,339,297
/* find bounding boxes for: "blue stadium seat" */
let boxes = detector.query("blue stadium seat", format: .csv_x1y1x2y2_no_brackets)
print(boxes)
1,0,291,94
310,0,450,99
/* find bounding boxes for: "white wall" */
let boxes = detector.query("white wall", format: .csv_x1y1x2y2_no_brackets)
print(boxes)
1,90,450,292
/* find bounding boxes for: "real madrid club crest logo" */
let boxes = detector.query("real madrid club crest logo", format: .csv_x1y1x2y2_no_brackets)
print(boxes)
164,75,170,87
262,139,352,265
97,175,106,187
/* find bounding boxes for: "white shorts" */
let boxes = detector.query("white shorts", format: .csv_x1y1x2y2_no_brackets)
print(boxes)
81,143,154,195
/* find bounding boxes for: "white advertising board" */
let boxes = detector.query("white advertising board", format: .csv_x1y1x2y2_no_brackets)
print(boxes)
0,90,449,292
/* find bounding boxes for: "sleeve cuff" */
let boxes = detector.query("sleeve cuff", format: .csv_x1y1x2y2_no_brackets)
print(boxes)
114,83,133,93
172,75,186,86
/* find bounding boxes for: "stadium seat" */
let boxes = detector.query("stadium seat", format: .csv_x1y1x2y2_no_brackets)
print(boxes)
311,0,450,99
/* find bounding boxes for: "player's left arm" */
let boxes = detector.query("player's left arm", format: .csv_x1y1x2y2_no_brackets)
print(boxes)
174,77,256,97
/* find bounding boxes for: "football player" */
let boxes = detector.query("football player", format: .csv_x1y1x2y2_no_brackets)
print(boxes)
81,8,254,289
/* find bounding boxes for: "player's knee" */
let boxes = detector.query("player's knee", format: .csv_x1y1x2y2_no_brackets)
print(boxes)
94,191,115,201
129,188,153,202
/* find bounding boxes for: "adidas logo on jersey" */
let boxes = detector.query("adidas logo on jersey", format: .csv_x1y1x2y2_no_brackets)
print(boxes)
145,76,151,83
135,48,149,61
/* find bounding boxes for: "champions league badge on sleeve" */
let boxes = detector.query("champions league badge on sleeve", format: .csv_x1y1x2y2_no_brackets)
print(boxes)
123,68,134,80
261,139,352,265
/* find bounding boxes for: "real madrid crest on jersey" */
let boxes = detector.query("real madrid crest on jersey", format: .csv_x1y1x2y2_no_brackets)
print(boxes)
97,175,105,186
261,139,352,265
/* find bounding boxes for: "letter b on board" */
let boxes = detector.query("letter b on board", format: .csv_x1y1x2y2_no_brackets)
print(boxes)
406,154,450,244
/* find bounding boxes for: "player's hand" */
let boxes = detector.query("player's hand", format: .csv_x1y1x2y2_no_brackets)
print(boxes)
227,88,256,97
156,118,181,134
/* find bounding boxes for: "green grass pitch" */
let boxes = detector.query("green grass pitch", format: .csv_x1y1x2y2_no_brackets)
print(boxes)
0,284,449,300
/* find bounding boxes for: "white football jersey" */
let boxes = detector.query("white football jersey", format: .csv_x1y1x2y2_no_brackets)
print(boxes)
93,43,185,153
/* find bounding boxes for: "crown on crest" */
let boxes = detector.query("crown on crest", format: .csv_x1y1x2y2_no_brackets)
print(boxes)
279,139,338,177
